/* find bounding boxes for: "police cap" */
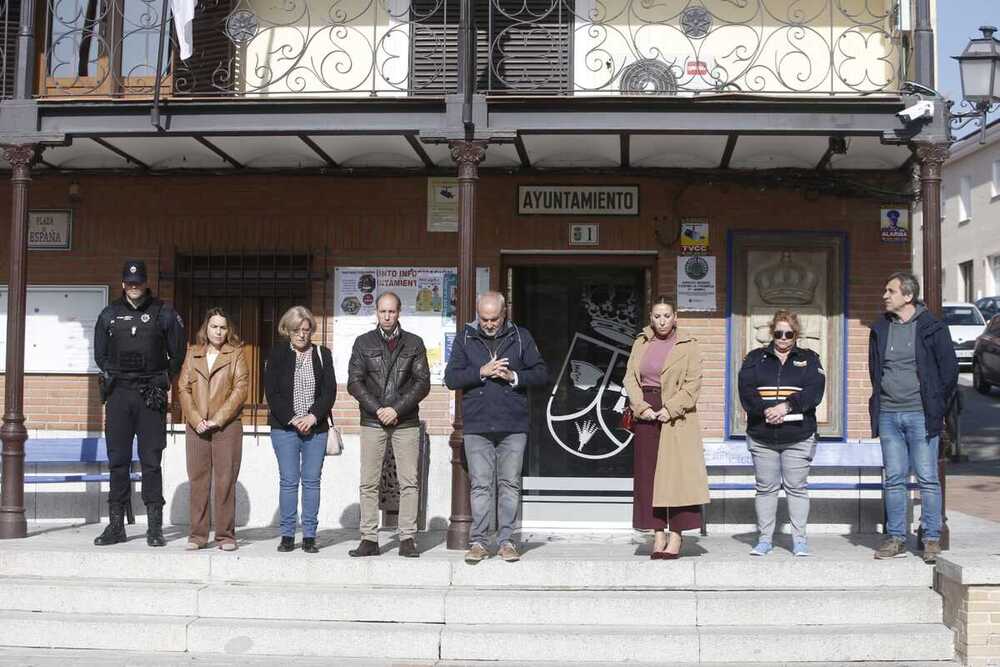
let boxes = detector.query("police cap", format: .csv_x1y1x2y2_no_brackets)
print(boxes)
122,260,148,284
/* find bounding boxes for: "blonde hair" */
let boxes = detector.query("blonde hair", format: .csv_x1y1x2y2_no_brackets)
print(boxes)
768,309,802,338
277,306,317,339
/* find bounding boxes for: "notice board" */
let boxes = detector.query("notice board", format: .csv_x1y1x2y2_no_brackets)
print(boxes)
0,285,108,374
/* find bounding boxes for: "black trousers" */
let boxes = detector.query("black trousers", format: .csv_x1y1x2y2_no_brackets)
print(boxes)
105,385,166,507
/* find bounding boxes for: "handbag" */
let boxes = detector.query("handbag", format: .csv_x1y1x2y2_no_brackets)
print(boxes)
315,346,344,456
620,406,635,432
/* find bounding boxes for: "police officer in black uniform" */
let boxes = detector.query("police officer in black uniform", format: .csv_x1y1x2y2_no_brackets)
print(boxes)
93,260,185,547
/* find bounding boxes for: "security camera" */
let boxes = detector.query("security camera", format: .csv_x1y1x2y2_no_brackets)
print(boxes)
897,101,935,122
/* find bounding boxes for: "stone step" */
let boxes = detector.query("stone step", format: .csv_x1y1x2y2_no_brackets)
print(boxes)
0,609,954,662
0,578,942,627
440,623,956,663
0,547,935,590
0,611,192,653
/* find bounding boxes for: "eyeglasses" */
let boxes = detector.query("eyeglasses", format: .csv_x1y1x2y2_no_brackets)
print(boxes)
773,330,795,340
292,328,312,337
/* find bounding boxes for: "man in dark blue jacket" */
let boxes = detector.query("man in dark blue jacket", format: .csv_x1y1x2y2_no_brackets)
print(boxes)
444,291,548,564
869,271,958,563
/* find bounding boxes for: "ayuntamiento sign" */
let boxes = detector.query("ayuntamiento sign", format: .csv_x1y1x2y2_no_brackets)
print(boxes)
518,186,639,216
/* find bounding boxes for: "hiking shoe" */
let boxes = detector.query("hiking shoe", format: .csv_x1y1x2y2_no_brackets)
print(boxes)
749,541,773,556
348,539,380,557
464,542,489,564
498,542,521,562
399,538,420,558
792,538,811,557
921,539,942,564
874,536,907,559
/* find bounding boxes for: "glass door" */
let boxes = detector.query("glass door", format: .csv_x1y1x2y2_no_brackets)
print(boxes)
507,262,649,528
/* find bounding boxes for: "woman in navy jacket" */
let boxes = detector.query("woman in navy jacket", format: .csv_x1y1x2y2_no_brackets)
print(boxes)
738,310,825,558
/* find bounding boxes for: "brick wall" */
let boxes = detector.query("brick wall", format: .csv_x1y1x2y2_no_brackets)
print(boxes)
938,574,1000,665
0,173,909,438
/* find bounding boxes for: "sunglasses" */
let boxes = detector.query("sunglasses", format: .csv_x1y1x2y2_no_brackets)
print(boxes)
773,330,795,340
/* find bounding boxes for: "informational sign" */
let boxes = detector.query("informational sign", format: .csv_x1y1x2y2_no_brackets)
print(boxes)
679,218,709,254
569,223,599,246
677,256,716,311
880,207,909,243
0,285,108,373
427,178,460,232
28,210,73,250
334,266,490,384
518,186,639,216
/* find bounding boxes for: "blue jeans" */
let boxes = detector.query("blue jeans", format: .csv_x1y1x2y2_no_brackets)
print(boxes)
464,432,527,547
271,428,326,538
879,411,941,540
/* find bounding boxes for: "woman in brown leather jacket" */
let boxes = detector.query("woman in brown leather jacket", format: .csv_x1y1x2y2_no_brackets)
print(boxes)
178,308,249,551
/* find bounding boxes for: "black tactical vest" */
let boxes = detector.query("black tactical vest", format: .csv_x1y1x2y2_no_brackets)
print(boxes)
106,300,168,376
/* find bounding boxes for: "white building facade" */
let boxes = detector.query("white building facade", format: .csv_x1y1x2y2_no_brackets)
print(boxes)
914,119,1000,303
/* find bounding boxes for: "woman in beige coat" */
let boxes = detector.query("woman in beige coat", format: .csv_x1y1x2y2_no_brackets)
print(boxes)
624,297,710,559
178,308,249,551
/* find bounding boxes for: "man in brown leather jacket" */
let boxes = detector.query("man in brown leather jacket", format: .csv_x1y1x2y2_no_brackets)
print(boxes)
346,292,431,558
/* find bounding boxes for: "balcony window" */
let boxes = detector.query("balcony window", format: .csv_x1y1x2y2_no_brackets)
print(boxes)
43,0,170,95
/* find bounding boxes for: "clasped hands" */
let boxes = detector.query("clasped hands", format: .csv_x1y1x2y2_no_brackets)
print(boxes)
480,356,514,383
375,406,399,427
639,407,672,423
289,413,318,434
764,402,790,425
194,419,218,435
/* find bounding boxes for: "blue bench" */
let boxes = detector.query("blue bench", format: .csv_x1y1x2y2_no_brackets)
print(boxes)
701,441,921,535
25,437,140,523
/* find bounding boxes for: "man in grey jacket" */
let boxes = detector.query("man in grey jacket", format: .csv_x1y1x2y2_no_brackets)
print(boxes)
868,272,958,563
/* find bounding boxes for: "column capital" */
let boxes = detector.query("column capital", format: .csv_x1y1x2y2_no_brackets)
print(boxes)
912,142,950,169
1,144,37,169
448,140,487,167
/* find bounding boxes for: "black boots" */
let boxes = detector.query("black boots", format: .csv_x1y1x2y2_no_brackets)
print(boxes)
277,536,295,552
146,504,166,547
94,503,127,546
302,537,319,554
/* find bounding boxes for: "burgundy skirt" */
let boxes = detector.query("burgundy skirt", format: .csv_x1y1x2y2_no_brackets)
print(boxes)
632,387,702,532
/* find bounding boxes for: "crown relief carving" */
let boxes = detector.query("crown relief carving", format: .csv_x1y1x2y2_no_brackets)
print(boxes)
582,286,639,347
753,251,819,305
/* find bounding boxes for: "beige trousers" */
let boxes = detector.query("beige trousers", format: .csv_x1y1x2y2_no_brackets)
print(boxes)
186,420,243,545
359,425,420,541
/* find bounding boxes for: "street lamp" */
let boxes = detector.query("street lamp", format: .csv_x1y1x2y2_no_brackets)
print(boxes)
952,26,1000,143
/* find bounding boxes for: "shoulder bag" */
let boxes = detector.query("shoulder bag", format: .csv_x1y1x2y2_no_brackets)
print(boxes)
316,346,344,456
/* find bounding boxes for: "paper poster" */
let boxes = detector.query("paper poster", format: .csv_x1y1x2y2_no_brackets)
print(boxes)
680,218,709,254
677,256,716,312
334,266,490,384
880,207,909,243
427,178,460,232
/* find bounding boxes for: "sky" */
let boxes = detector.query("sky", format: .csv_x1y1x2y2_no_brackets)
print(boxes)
935,0,1000,138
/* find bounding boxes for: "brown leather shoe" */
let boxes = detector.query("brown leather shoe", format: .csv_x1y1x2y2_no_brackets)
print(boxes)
498,542,521,562
464,543,489,564
399,538,419,558
348,539,380,557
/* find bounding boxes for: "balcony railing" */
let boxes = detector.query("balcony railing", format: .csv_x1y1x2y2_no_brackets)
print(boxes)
0,0,904,100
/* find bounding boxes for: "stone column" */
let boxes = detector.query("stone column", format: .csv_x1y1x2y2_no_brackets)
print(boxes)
915,141,951,551
0,144,37,539
446,139,486,550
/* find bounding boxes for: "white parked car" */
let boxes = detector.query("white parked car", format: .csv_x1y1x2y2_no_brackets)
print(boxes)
943,302,988,369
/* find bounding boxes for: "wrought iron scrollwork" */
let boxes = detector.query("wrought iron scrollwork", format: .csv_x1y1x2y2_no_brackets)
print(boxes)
486,0,900,96
35,0,901,98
